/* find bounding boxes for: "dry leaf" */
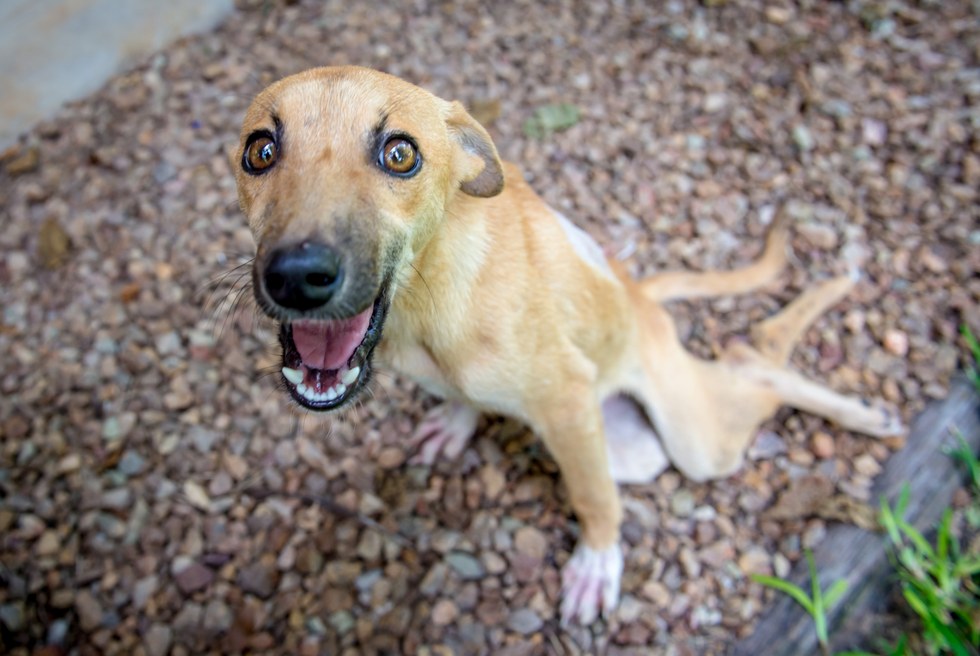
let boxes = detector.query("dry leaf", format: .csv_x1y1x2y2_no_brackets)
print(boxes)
37,216,71,269
764,474,833,520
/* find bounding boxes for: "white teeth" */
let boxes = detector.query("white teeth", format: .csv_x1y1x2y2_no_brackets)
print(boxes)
324,387,338,401
334,383,346,397
341,366,360,386
296,383,309,396
281,367,304,386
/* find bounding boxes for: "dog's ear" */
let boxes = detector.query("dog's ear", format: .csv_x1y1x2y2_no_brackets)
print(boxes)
445,101,504,198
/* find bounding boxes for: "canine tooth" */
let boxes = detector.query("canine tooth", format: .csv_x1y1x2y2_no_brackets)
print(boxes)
282,367,304,386
341,366,360,385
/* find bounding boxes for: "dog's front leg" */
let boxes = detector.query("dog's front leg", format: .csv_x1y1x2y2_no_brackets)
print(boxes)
407,400,480,464
527,371,624,625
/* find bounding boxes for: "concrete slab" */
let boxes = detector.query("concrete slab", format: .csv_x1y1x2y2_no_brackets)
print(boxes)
0,0,234,148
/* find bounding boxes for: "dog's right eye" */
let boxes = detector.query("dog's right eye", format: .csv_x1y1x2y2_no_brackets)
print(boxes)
243,133,278,174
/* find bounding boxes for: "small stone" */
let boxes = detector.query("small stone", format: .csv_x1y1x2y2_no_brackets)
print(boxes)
144,623,173,656
798,223,838,250
173,559,214,595
75,590,104,631
482,551,508,575
182,481,211,512
154,331,182,355
862,118,887,146
172,603,202,633
328,610,355,635
765,6,792,23
56,453,82,474
35,530,60,556
506,608,543,635
208,470,233,497
514,526,548,560
274,440,298,467
738,548,771,576
883,329,909,356
377,447,405,469
811,432,835,459
792,125,815,151
0,602,24,631
853,454,882,477
670,489,696,517
445,552,485,580
132,575,158,610
480,465,506,500
117,450,146,476
238,557,280,598
703,93,727,113
420,563,449,596
101,487,132,510
203,599,233,633
431,599,459,626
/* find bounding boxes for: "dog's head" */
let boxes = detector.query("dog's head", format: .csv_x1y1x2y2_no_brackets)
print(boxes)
234,66,503,411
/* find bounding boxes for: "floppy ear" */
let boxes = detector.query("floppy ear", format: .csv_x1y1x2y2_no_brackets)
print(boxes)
445,101,505,198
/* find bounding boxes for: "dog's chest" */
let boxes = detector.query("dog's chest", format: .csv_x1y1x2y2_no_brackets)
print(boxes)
379,338,457,400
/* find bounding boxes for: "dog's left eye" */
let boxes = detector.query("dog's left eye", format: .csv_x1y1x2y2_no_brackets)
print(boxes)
380,137,420,176
243,133,278,175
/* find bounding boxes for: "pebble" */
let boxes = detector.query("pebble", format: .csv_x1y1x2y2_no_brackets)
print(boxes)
144,623,173,656
173,559,214,595
506,608,544,635
883,329,909,356
445,552,485,580
811,432,836,459
238,557,280,598
670,489,696,517
0,602,24,631
432,599,459,626
74,590,104,631
513,526,548,560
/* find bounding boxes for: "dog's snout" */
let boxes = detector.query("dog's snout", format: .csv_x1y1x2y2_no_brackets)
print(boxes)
263,241,343,311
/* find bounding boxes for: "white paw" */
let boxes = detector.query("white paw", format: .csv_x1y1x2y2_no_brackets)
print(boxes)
560,543,624,625
408,401,480,465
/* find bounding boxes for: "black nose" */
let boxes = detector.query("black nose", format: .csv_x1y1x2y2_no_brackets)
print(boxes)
262,241,343,311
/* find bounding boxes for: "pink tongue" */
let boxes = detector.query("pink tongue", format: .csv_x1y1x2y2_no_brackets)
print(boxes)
291,307,373,370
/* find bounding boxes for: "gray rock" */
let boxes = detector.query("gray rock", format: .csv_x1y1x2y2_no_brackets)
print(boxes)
445,551,485,580
144,623,173,656
506,608,543,635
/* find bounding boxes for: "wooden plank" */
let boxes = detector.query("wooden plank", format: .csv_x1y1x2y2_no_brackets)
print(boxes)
732,378,980,656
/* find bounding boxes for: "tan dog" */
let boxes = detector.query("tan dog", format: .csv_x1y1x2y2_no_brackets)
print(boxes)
234,66,903,625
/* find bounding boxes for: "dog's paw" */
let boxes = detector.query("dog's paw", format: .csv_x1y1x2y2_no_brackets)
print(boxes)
560,543,624,625
408,401,480,464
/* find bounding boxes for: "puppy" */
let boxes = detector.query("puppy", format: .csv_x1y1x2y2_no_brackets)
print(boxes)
233,66,903,625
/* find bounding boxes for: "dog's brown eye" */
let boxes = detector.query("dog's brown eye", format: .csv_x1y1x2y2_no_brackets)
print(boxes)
380,138,419,176
243,135,278,174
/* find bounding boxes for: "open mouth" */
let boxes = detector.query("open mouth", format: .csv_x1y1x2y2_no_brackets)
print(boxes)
277,290,389,411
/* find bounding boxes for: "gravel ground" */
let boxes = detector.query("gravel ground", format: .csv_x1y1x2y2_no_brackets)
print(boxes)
1,1,978,654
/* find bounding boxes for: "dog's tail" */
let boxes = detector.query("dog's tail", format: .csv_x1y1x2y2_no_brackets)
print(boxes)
639,209,790,303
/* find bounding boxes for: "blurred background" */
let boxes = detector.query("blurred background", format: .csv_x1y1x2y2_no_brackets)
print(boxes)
0,1,977,654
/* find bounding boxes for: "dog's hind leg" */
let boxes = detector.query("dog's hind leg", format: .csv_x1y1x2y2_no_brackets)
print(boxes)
750,272,856,365
641,209,790,303
602,394,669,484
732,356,903,437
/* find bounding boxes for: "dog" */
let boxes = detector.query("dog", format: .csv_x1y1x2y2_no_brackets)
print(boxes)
233,66,903,625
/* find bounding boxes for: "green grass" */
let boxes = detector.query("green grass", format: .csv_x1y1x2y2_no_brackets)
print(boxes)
752,551,848,656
